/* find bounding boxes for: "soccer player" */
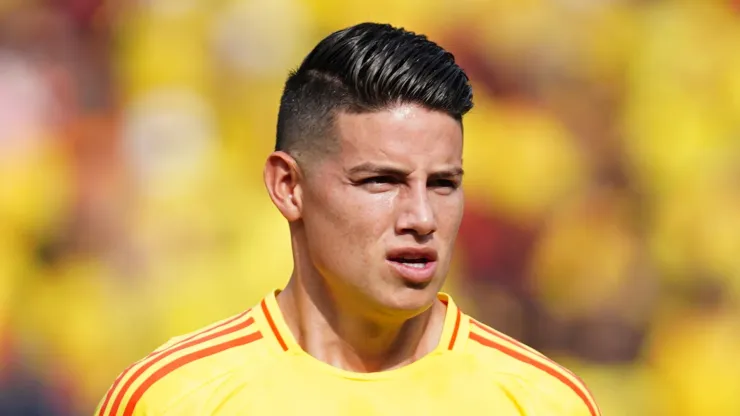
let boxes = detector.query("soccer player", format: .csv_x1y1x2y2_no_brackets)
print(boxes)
96,23,601,416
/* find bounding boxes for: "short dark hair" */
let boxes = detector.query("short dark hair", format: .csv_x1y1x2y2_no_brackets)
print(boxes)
275,22,473,160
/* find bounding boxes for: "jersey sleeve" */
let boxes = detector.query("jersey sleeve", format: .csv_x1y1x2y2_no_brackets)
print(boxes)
93,387,159,416
93,360,170,416
545,386,601,416
519,375,602,416
92,389,136,416
494,364,600,416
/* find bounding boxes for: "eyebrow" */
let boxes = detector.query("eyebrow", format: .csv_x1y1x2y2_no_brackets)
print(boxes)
430,167,465,179
346,162,464,178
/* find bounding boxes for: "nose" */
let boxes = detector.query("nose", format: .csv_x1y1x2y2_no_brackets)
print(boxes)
395,185,437,238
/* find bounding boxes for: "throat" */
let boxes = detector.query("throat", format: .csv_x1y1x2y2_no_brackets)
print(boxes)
277,281,444,373
312,315,432,373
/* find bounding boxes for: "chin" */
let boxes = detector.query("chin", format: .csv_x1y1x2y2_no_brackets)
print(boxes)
380,285,440,316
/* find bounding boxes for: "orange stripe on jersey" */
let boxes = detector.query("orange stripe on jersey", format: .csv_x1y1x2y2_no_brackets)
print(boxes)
105,316,256,416
261,298,288,351
161,309,252,353
470,319,548,360
123,332,263,416
470,319,598,405
97,310,251,416
447,307,461,350
469,332,599,416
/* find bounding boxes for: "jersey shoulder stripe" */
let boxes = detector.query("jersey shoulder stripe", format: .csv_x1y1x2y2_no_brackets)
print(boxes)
470,319,549,360
97,309,252,416
123,332,263,416
159,309,253,354
101,311,259,416
469,322,600,416
470,319,592,391
108,316,257,416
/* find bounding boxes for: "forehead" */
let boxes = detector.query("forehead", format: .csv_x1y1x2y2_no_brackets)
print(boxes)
331,104,463,168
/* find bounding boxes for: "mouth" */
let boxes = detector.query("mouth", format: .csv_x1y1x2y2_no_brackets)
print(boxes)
386,248,439,286
387,257,433,268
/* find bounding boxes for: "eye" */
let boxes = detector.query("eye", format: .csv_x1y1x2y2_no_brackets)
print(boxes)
353,176,402,192
359,176,399,186
428,179,460,190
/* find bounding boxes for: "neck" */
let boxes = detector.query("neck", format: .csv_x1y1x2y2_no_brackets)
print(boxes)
276,271,446,373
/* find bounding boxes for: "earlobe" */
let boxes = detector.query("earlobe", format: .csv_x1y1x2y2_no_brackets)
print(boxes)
263,151,302,222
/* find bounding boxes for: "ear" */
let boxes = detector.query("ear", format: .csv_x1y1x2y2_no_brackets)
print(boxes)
264,151,303,222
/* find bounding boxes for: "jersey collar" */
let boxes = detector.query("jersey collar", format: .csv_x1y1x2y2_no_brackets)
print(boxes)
258,290,467,356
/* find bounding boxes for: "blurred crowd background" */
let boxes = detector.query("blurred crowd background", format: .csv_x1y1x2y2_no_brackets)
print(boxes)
1,0,739,414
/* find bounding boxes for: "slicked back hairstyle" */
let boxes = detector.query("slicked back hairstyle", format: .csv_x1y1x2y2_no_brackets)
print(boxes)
275,22,474,162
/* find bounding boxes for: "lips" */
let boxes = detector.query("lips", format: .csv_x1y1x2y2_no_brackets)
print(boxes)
386,247,438,286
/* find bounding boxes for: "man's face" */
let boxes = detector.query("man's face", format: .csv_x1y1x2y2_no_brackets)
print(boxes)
299,103,464,316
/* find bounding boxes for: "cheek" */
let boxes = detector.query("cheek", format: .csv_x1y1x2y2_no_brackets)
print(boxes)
334,190,395,249
305,187,391,265
435,193,465,236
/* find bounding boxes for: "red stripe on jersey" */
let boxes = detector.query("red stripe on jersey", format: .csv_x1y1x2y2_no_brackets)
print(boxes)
106,317,256,416
469,332,598,416
470,320,589,389
261,299,288,351
97,310,251,416
123,332,263,416
447,307,461,350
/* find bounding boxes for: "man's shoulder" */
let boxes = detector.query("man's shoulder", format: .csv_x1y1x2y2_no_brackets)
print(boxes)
463,316,553,372
96,308,271,416
461,316,601,416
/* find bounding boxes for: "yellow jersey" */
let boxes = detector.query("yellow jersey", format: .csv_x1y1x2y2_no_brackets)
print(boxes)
96,292,600,416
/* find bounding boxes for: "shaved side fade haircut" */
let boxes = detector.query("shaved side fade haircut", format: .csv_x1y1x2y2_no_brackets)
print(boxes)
275,22,474,163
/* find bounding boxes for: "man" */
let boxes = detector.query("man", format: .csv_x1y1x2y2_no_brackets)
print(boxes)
96,23,601,416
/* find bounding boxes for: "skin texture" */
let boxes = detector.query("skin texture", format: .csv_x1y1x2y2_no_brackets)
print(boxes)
263,103,464,372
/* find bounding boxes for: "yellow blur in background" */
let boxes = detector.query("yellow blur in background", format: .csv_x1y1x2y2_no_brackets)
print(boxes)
1,0,739,415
